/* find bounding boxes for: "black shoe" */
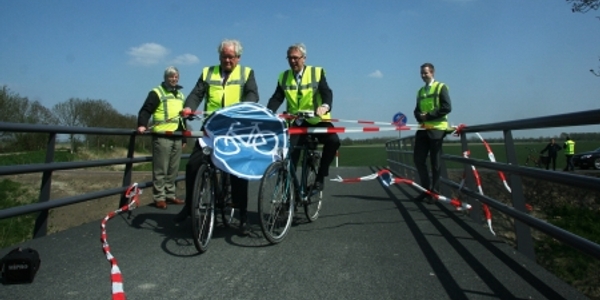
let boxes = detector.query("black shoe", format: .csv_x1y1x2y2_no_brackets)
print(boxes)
173,207,190,223
424,195,436,205
314,181,324,191
414,192,428,202
238,221,250,236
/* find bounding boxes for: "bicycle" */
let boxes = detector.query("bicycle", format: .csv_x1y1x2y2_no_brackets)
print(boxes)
524,147,544,168
257,112,323,244
190,141,235,253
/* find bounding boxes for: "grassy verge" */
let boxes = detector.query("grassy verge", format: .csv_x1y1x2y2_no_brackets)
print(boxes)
0,179,37,248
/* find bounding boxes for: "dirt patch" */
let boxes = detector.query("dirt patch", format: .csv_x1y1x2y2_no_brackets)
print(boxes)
3,170,185,234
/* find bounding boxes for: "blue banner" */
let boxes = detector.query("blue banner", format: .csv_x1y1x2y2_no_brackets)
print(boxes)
202,102,288,180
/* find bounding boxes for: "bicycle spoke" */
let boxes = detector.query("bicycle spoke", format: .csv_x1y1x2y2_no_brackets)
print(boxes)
258,161,293,244
192,164,215,253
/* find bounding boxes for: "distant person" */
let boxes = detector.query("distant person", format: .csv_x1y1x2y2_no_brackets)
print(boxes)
540,138,561,170
174,39,258,235
137,66,186,209
266,43,340,191
413,62,452,203
563,136,576,171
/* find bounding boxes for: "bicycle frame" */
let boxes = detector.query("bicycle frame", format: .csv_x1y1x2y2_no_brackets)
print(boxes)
282,137,321,203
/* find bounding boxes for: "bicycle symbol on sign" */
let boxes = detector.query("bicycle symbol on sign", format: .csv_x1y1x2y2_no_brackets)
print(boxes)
214,121,279,156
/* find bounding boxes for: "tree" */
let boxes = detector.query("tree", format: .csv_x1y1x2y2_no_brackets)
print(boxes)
0,86,58,151
567,0,600,75
567,0,600,13
53,98,85,153
77,99,135,150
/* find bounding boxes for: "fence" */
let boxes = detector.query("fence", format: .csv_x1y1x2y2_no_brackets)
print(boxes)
385,109,600,261
0,122,191,238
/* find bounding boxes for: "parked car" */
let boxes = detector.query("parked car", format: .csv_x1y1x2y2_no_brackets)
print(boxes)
572,147,600,170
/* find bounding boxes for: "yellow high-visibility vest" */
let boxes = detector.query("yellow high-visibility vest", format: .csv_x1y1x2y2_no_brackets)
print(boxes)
564,140,575,155
278,66,331,124
417,82,448,130
202,65,251,113
152,85,185,132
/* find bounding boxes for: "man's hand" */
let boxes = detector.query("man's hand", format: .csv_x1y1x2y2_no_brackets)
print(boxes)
180,107,192,117
136,126,147,134
316,104,329,117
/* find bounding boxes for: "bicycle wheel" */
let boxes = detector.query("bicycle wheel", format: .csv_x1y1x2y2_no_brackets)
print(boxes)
191,164,215,253
218,172,234,227
258,161,294,244
304,151,322,222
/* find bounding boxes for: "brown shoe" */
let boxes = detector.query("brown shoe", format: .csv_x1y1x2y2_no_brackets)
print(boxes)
155,201,167,209
166,198,184,205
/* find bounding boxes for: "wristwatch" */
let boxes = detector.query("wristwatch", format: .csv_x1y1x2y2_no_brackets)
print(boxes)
321,104,330,111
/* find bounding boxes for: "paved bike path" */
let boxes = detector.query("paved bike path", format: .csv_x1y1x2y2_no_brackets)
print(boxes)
0,167,588,300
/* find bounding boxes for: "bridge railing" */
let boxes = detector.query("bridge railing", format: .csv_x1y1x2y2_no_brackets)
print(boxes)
0,122,191,238
385,109,600,261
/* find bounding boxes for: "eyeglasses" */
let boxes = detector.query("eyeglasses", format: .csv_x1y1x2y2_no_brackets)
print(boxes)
287,56,304,61
220,55,239,60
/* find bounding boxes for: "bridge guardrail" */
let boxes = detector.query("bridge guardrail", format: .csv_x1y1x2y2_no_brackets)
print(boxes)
0,122,195,238
385,109,600,261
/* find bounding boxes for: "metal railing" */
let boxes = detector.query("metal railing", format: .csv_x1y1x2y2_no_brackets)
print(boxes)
385,109,600,261
0,122,190,238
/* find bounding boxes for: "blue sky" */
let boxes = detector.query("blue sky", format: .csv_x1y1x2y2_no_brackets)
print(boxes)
1,0,598,139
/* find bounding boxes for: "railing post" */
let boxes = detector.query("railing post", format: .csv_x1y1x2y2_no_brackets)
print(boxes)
33,132,57,238
504,130,535,260
119,133,137,207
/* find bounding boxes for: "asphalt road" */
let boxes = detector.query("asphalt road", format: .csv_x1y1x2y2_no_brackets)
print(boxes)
0,167,588,300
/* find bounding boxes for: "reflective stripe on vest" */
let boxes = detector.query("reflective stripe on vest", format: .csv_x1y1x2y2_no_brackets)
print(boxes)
417,82,448,130
152,85,185,132
202,65,250,114
564,140,575,155
278,66,331,124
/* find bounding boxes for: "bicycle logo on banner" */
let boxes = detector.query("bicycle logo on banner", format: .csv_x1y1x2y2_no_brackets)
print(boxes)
213,121,279,156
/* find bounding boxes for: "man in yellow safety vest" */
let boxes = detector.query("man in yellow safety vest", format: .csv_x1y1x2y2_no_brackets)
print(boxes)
563,136,576,171
413,62,452,203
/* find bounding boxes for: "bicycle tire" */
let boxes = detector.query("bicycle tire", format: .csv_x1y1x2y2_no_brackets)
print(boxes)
304,151,322,222
258,161,294,244
191,164,215,253
218,172,234,228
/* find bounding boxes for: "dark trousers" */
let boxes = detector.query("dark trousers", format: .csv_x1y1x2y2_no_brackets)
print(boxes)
184,141,248,217
564,155,574,171
545,155,557,170
413,130,444,193
290,121,340,178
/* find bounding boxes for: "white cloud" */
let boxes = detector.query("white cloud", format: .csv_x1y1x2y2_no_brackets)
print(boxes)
368,70,383,78
127,43,169,66
169,54,200,65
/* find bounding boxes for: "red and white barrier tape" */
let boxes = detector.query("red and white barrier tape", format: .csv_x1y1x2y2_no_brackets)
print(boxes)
331,169,472,211
101,183,141,300
460,150,495,235
155,125,417,137
475,133,511,193
288,126,413,134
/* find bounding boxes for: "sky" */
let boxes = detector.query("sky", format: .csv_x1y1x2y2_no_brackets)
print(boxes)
1,0,599,139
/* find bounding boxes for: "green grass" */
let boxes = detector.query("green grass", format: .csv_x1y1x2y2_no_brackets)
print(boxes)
336,145,388,167
0,179,37,248
535,206,600,291
0,150,76,166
